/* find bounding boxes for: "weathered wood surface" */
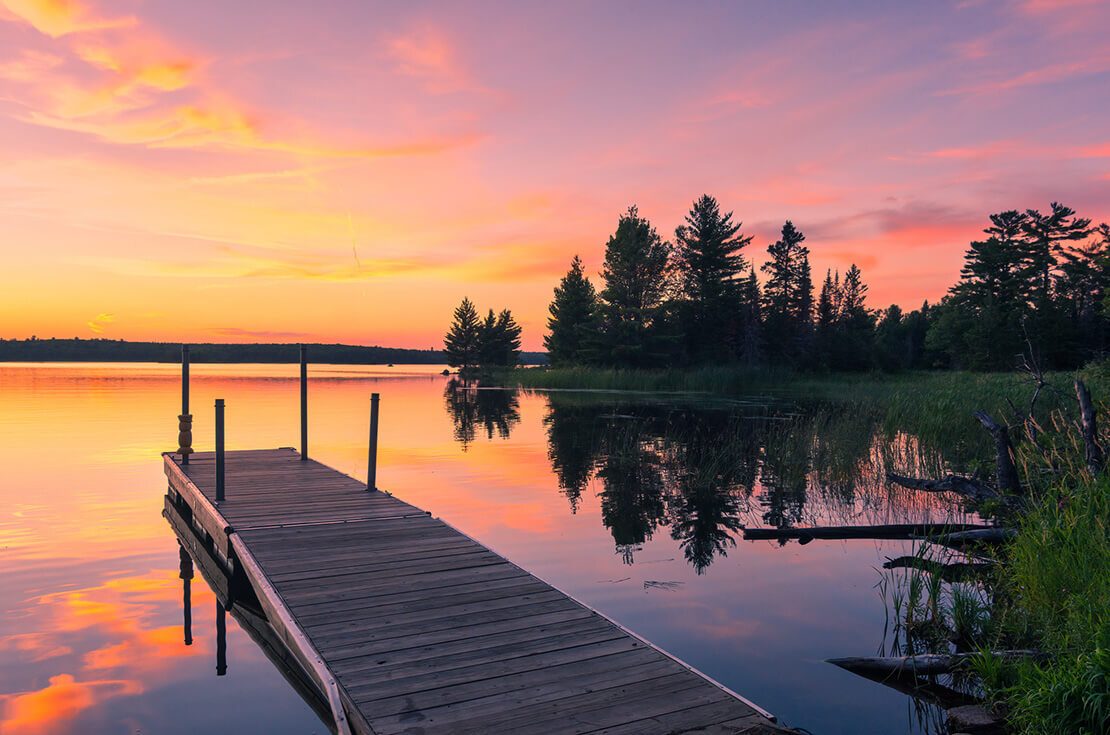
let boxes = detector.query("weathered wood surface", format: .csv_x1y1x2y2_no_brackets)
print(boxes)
165,448,788,735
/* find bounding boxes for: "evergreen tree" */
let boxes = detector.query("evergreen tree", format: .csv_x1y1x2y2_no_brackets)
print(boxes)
544,255,597,366
738,267,762,366
1022,203,1092,366
673,195,752,361
444,297,481,370
832,264,875,370
478,308,523,368
595,206,677,367
761,221,813,363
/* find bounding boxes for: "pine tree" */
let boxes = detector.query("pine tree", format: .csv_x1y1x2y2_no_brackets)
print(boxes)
495,309,523,366
761,221,813,363
544,255,597,365
444,297,481,370
478,308,523,368
738,267,762,366
595,206,676,367
673,195,751,361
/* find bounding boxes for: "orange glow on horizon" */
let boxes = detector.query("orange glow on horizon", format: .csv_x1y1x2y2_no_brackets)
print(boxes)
0,1,1108,349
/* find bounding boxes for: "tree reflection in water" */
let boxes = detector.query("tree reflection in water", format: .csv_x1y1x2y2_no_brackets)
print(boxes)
444,385,963,574
442,378,521,450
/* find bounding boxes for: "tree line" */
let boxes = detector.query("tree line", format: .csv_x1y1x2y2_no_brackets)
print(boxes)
443,298,524,370
540,196,1108,371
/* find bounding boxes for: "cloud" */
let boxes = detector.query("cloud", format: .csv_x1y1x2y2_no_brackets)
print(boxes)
0,674,142,735
206,326,314,339
86,312,113,333
939,54,1110,96
0,0,135,38
0,6,484,160
385,27,490,95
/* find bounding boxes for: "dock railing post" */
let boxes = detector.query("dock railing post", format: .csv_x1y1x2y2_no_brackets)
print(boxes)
367,393,380,491
215,398,225,502
178,345,192,465
300,345,308,461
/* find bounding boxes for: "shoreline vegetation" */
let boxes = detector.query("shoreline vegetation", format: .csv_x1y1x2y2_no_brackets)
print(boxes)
0,337,547,365
497,364,1110,735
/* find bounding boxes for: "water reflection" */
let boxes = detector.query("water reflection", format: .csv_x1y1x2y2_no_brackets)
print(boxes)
447,386,967,574
443,379,521,449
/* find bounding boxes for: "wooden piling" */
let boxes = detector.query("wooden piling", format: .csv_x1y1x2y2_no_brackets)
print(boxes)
367,393,380,491
215,399,225,502
300,345,308,461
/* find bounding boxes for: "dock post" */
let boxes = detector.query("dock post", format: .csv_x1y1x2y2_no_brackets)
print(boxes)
179,543,193,646
216,601,227,676
300,345,308,461
178,345,193,465
367,393,380,491
215,399,225,502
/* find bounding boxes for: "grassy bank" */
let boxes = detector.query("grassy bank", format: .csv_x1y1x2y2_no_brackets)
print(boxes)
504,366,1107,462
975,473,1109,734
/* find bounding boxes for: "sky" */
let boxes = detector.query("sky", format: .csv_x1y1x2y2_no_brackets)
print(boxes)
0,0,1108,350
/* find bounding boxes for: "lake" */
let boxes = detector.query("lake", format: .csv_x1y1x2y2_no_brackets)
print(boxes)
0,363,978,734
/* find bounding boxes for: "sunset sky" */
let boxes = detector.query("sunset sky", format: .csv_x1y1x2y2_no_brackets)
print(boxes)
1,0,1108,350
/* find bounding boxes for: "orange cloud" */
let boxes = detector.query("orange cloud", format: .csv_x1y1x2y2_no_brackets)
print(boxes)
0,674,142,735
86,312,112,333
0,0,135,37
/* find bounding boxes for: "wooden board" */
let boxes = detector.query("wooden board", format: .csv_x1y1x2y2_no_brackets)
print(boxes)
164,449,788,735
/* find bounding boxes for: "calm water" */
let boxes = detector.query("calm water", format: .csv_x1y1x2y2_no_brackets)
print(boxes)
0,363,975,734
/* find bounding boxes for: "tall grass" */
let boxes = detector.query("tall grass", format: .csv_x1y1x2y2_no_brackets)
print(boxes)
984,475,1110,735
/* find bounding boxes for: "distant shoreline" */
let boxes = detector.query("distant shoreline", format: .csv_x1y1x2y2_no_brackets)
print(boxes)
0,338,548,365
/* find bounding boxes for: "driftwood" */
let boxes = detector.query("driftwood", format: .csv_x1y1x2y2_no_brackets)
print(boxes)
1076,379,1104,475
882,555,994,583
973,411,1022,494
886,471,999,503
827,650,1040,677
935,528,1016,546
742,523,994,543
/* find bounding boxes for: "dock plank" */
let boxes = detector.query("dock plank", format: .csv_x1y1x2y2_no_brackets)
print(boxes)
163,449,788,735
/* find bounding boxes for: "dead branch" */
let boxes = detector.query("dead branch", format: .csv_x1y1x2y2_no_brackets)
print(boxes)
1075,378,1104,475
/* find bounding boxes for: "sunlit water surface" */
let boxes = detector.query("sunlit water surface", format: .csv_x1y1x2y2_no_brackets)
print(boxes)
0,363,976,734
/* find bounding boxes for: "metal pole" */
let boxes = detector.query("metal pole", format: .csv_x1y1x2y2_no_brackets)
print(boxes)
367,393,380,491
215,399,225,502
216,601,227,676
300,345,308,461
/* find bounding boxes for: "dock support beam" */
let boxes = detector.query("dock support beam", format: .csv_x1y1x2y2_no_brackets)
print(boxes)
216,601,227,676
178,345,192,465
215,398,225,502
368,393,380,491
300,345,308,461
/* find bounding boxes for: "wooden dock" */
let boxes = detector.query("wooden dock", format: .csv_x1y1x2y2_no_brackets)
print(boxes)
164,448,789,735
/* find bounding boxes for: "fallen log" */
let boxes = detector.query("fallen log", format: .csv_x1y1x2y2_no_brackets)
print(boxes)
882,555,995,583
886,471,999,503
827,650,1040,677
933,528,1017,546
742,523,994,542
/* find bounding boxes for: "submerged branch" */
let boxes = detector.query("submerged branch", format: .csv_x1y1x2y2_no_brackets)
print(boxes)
827,650,1041,677
742,523,994,543
882,555,995,583
886,471,999,503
